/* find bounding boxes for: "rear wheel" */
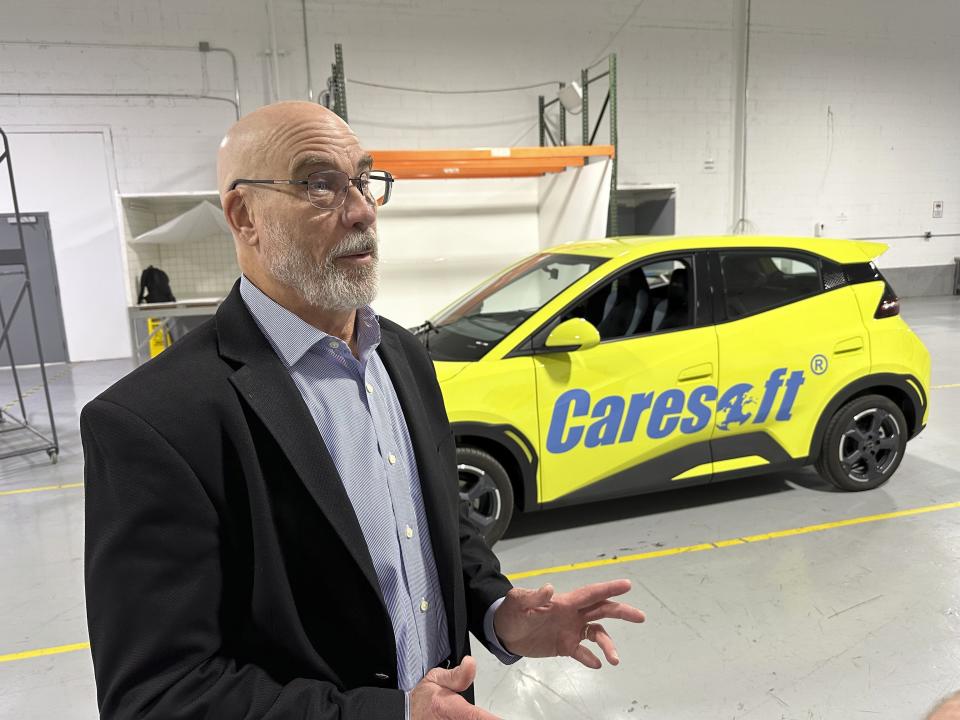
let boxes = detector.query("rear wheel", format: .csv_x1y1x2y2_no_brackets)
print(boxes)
456,446,514,546
816,394,907,491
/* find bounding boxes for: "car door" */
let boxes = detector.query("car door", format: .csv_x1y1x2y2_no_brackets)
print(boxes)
709,249,872,473
531,253,720,505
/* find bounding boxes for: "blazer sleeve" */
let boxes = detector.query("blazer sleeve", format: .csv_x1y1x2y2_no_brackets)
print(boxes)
457,486,514,653
81,397,405,720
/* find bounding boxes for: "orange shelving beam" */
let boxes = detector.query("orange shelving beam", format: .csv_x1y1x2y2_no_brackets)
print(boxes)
370,145,614,180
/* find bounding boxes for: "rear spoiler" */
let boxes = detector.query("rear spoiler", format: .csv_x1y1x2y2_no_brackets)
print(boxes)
856,241,889,261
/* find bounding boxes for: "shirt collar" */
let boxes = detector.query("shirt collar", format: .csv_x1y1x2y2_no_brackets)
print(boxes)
239,275,381,368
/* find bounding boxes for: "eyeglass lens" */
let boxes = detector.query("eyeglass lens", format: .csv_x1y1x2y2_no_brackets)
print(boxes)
306,170,390,209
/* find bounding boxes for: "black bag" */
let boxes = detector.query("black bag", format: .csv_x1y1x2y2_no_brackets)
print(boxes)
137,265,176,304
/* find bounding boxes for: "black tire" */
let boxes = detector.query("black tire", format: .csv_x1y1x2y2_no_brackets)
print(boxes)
456,446,515,546
815,394,908,491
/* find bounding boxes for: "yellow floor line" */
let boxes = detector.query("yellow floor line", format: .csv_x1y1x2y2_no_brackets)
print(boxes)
0,482,83,497
932,383,960,389
5,502,960,662
506,500,960,581
0,642,90,663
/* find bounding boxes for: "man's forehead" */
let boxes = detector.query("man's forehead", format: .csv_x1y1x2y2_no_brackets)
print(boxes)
288,146,373,175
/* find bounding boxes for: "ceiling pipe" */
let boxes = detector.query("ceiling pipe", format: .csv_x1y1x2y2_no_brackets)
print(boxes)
266,0,283,102
301,0,315,102
0,91,239,119
0,39,241,118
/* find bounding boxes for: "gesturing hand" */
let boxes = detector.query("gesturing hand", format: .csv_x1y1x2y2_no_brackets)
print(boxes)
409,656,503,720
492,579,646,669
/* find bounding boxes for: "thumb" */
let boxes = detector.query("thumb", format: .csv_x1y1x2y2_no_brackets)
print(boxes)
430,655,477,693
513,583,554,609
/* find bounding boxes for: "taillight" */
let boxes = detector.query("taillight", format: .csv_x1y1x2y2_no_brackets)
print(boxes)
875,281,900,318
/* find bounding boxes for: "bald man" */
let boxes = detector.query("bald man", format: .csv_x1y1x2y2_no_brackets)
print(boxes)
929,692,960,720
82,102,644,720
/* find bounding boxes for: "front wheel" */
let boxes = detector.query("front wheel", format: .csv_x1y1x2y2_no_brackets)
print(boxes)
456,446,514,546
815,394,908,491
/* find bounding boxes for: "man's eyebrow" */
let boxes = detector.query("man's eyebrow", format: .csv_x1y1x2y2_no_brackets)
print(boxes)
290,153,338,177
358,154,374,171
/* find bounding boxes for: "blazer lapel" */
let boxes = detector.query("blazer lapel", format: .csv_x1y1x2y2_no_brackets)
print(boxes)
377,326,461,655
216,282,386,610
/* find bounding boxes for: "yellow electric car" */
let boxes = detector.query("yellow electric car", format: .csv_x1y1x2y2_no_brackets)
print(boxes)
415,236,931,544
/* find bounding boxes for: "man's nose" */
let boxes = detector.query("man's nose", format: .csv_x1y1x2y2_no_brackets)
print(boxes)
340,185,377,231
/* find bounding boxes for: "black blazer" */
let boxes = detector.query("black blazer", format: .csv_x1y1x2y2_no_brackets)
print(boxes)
82,280,513,719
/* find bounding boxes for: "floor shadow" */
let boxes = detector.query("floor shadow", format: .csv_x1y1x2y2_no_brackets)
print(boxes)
503,465,837,540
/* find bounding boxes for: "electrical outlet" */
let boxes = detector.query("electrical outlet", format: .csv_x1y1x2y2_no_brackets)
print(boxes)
933,201,944,218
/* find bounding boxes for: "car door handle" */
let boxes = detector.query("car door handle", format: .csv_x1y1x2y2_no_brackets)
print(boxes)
833,337,864,355
678,363,714,383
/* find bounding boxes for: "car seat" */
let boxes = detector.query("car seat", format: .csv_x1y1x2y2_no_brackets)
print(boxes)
650,267,690,331
597,271,651,339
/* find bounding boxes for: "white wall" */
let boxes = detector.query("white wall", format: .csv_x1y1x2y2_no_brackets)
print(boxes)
0,131,131,361
374,177,540,326
538,159,612,250
744,0,960,268
1,0,958,356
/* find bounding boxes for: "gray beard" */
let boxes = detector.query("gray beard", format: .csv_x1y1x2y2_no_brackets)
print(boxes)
262,221,380,312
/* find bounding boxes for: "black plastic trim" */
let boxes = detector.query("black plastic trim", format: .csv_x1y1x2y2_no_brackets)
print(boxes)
712,432,794,464
540,439,712,509
540,431,795,510
843,261,882,285
451,422,539,511
808,372,927,459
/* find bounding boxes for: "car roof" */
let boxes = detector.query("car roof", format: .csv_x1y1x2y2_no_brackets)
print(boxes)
544,235,886,265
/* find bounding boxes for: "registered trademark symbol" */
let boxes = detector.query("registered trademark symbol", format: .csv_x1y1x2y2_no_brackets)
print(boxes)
811,354,828,375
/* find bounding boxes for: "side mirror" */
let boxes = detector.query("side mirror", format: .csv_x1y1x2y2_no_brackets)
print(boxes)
543,318,601,353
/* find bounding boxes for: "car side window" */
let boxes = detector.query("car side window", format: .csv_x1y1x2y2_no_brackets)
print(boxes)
559,256,695,341
720,251,820,319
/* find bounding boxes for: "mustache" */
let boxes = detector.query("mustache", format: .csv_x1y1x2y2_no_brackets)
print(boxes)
331,230,379,260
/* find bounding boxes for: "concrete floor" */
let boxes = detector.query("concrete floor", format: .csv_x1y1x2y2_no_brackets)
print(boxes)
1,296,959,720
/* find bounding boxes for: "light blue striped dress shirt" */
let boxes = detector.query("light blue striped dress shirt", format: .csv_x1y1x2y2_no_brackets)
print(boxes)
240,275,451,697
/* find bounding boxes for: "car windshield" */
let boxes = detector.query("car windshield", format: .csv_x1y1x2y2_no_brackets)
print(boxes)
417,252,607,361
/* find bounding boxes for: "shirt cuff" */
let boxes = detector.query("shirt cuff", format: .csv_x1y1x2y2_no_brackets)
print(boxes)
483,597,522,665
404,690,410,720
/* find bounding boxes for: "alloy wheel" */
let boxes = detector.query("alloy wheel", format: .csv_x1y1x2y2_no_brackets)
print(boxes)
838,407,901,483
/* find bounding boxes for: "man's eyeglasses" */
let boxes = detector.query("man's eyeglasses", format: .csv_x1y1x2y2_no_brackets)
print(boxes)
228,169,394,210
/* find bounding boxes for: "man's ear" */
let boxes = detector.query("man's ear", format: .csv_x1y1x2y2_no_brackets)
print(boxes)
223,191,258,248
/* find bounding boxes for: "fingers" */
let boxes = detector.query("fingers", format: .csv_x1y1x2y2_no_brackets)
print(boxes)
571,643,602,670
565,579,633,607
429,655,477,693
585,623,620,665
582,600,647,624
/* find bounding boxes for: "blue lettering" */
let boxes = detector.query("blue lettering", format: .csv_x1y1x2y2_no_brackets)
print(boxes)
775,371,805,421
680,385,718,434
546,389,591,453
584,396,626,448
753,368,786,424
619,392,654,443
647,389,685,439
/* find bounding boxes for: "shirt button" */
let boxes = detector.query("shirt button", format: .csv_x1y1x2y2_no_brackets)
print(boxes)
365,383,374,394
420,598,429,613
327,340,339,349
388,453,397,465
405,525,414,539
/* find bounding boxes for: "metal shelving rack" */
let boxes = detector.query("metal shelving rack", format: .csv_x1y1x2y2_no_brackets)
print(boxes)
0,127,60,464
538,54,619,236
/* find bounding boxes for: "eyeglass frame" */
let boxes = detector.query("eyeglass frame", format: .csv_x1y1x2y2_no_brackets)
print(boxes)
227,169,394,209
